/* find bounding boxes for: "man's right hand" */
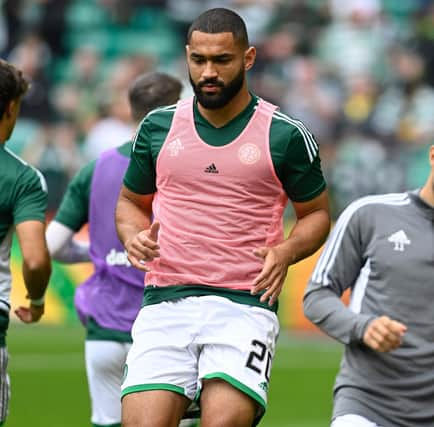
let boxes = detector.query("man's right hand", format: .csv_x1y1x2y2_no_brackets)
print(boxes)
15,304,45,323
125,221,160,272
363,315,407,352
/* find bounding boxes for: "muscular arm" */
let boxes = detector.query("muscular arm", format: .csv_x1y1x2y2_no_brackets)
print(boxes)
252,189,330,305
15,220,51,323
115,185,158,272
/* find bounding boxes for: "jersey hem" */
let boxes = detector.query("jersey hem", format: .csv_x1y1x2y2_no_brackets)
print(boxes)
142,285,278,313
13,215,46,225
291,182,326,203
122,177,155,195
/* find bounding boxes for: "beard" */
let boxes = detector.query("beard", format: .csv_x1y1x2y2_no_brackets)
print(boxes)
189,67,245,110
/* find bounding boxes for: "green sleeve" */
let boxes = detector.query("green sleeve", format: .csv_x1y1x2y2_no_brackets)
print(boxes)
13,167,47,225
123,117,158,195
54,161,95,231
271,123,326,202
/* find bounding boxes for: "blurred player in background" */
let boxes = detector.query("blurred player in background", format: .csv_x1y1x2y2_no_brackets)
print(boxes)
46,72,183,427
0,59,51,425
116,8,330,427
304,145,434,426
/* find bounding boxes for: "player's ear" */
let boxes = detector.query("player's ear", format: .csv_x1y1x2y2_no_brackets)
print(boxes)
4,100,15,118
244,46,256,71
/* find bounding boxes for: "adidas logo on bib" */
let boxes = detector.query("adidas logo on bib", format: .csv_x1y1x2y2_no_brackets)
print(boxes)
204,163,219,174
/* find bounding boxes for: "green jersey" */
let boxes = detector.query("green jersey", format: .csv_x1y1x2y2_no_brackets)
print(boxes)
124,95,326,201
0,145,47,339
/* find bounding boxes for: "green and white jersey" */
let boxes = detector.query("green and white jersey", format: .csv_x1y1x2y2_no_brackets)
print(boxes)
124,95,326,201
0,145,47,314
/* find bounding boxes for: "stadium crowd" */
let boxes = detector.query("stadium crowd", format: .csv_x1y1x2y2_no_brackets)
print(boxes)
1,0,433,216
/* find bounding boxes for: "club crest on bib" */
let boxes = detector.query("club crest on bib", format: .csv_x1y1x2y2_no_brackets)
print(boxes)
167,138,184,157
238,143,261,165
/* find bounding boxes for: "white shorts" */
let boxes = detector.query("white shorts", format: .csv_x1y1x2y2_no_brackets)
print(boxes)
332,414,381,427
0,347,10,425
85,340,131,426
122,295,279,416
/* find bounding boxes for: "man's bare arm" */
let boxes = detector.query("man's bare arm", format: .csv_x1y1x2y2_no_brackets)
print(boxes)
115,185,159,272
15,220,51,323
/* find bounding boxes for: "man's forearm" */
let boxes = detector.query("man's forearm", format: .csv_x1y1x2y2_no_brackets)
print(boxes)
280,208,330,266
23,255,51,300
115,192,152,246
304,287,375,345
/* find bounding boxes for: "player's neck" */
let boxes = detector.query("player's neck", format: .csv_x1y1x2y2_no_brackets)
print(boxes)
197,88,251,128
0,127,7,144
419,174,434,207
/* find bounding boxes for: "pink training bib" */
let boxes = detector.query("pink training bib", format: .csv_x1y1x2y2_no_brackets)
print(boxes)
145,97,288,290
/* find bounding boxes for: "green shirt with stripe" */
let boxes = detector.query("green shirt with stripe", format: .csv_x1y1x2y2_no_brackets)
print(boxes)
0,145,48,345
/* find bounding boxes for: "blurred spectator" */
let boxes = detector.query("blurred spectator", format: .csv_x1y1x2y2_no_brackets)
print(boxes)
329,134,406,214
282,56,342,146
1,0,24,54
82,89,134,161
341,73,379,133
8,31,53,123
97,0,167,25
250,25,299,105
316,0,390,85
37,0,71,56
370,47,434,145
413,2,434,87
208,0,278,44
267,0,330,55
22,121,83,210
81,55,153,160
51,46,101,134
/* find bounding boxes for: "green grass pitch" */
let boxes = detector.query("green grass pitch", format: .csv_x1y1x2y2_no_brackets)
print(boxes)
5,324,341,427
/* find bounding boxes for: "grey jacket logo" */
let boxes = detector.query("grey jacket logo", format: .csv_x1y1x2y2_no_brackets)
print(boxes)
387,230,411,251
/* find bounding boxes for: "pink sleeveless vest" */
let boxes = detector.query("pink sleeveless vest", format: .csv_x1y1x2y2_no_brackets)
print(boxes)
145,97,288,290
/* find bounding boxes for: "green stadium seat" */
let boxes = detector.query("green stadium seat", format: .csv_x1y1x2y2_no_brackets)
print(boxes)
66,2,108,29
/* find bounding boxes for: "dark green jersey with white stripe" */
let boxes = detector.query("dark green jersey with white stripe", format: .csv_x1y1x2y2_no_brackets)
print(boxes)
304,191,434,426
0,145,47,339
124,95,326,202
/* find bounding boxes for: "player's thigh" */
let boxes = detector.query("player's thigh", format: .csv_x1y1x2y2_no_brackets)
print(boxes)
200,378,257,427
0,347,10,424
332,414,381,427
122,302,199,402
122,390,190,427
197,297,279,425
85,340,130,425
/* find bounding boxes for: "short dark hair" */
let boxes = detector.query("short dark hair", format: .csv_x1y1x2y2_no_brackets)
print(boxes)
187,8,249,48
128,72,183,122
0,59,29,119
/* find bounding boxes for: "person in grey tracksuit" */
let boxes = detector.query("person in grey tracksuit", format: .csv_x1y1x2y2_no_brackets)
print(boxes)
303,145,434,427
